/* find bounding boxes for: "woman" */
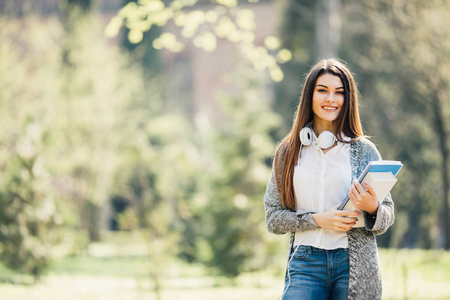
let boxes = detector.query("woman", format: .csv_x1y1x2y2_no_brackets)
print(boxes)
264,58,394,300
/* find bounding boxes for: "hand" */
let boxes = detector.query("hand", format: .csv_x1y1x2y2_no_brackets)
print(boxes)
348,179,379,215
312,205,360,232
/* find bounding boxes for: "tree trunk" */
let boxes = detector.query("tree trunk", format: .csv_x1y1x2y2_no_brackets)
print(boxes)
315,0,341,60
67,0,93,12
432,95,450,249
86,201,101,242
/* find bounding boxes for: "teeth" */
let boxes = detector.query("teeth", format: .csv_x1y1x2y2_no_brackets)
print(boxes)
323,106,337,111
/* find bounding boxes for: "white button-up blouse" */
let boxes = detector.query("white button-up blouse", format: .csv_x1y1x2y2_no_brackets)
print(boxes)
293,134,352,249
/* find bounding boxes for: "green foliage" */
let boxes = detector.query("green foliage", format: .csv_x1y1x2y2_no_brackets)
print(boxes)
6,0,450,286
0,7,156,277
107,0,292,82
121,0,163,77
276,0,450,249
0,122,60,279
56,6,155,242
103,0,290,278
274,0,317,130
1,247,450,299
109,63,283,278
345,0,450,248
193,68,281,277
0,16,62,279
109,109,199,298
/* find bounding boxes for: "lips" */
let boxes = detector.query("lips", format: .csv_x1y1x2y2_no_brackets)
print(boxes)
322,106,338,112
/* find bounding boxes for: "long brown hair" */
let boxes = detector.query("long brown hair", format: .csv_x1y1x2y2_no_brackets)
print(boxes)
274,58,364,210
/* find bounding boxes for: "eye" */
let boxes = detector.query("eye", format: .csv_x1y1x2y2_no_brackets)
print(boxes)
337,91,345,95
317,89,327,92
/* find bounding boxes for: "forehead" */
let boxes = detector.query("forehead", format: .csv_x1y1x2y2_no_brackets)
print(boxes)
315,73,343,87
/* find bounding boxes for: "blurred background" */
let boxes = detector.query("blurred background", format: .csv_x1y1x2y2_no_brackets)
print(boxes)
0,0,450,299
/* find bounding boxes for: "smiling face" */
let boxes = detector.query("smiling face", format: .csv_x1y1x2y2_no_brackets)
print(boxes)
312,73,345,132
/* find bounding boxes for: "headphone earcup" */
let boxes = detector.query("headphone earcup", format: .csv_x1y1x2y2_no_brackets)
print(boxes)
316,131,336,149
299,127,313,146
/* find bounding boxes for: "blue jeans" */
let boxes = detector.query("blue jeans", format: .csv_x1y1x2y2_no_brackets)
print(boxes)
282,246,349,300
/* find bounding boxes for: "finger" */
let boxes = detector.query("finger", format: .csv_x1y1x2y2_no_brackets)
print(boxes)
337,227,351,232
341,217,358,224
349,193,362,210
353,185,363,199
339,210,361,218
349,187,361,203
348,192,358,208
339,210,360,217
340,214,358,222
353,179,366,195
335,224,351,232
348,186,354,198
349,184,361,198
340,223,355,231
364,182,376,197
335,215,357,226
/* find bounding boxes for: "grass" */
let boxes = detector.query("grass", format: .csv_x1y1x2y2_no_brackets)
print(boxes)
1,234,450,300
380,248,450,300
0,255,283,300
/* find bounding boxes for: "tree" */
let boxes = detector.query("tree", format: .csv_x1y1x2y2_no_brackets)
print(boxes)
315,0,341,59
275,0,450,249
105,0,292,277
57,3,139,241
273,0,317,132
0,15,61,279
106,0,292,82
192,66,281,277
0,123,60,280
345,0,450,248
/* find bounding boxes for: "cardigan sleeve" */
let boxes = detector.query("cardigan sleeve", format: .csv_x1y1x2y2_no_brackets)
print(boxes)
358,140,395,235
363,192,394,235
264,165,319,235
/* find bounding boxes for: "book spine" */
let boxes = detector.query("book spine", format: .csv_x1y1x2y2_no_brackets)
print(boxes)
358,162,372,183
338,196,350,210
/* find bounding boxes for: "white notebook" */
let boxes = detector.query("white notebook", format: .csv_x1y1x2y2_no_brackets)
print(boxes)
343,171,397,227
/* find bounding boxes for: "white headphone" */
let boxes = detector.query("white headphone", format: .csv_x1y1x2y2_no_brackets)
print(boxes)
299,125,336,149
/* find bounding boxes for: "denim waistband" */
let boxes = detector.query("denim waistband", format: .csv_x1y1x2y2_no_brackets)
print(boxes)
294,245,349,254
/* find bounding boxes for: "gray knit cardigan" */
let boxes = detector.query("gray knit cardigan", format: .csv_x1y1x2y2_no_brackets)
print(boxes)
264,138,395,300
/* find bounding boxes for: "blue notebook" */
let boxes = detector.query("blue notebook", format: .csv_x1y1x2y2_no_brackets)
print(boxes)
338,160,403,211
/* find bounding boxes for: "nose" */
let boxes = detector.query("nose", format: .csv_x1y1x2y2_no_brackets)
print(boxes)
326,92,336,102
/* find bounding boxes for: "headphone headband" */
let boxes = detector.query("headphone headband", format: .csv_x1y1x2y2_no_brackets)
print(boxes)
299,125,336,149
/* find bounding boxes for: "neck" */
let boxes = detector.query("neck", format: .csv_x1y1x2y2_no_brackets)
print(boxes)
312,120,337,136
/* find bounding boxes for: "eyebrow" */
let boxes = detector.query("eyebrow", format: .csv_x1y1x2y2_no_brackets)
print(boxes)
316,84,344,90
